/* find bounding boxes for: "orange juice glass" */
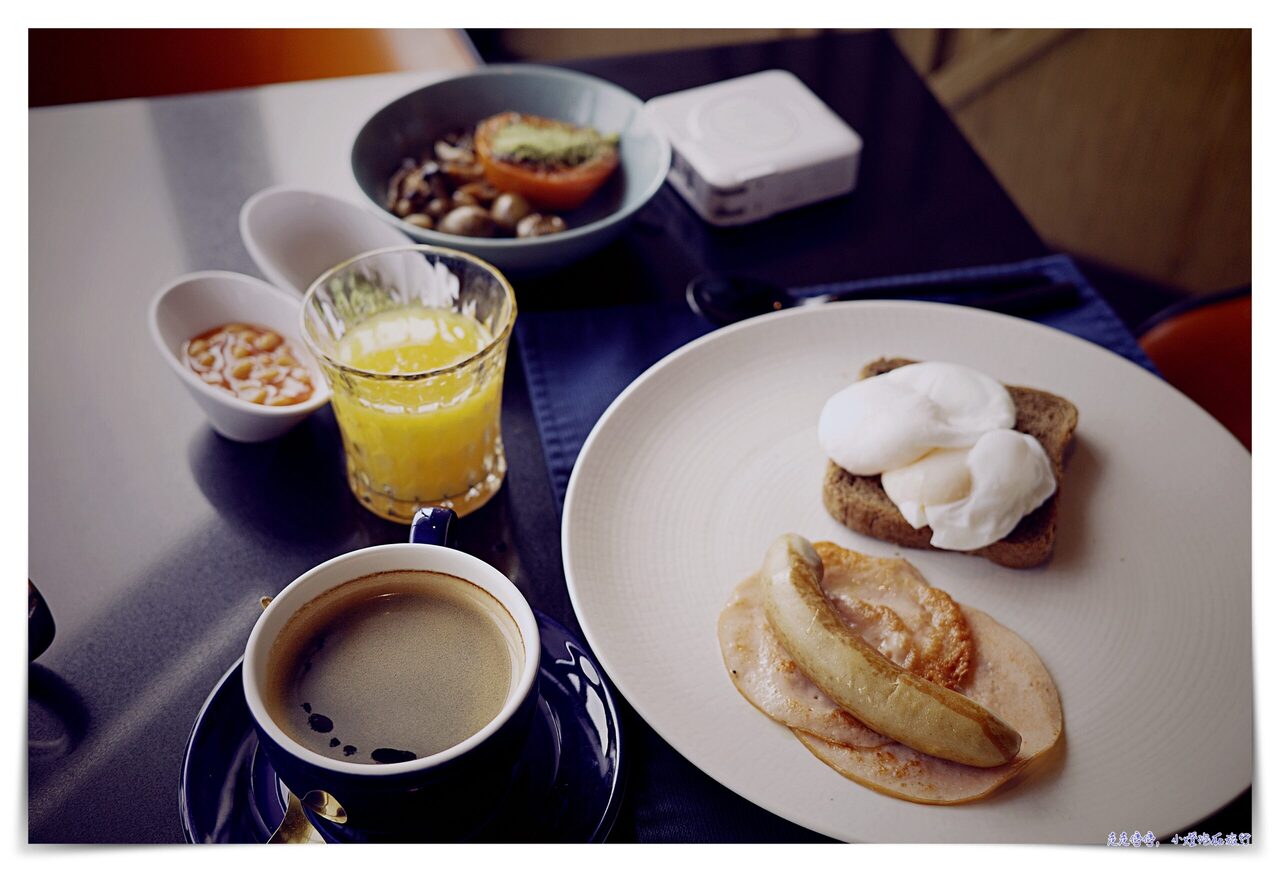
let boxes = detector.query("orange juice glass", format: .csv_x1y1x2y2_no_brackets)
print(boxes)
301,246,516,522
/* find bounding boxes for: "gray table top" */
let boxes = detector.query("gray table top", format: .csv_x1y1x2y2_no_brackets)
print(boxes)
27,71,528,842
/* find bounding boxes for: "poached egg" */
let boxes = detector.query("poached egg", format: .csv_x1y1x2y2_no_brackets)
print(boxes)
819,362,1055,551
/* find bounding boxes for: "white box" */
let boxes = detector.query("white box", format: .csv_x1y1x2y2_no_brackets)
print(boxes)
644,69,863,226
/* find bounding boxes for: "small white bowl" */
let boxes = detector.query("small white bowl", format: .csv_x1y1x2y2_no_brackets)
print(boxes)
240,186,410,296
149,270,331,442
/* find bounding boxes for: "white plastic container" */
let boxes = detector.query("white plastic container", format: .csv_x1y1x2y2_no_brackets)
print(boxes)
644,69,862,226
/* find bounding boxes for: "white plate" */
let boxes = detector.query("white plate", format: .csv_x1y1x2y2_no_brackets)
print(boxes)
562,301,1251,843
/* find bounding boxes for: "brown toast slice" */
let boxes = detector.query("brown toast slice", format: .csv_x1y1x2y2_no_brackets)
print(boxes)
822,358,1079,568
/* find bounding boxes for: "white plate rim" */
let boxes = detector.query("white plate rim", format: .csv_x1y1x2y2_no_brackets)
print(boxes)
561,299,1251,842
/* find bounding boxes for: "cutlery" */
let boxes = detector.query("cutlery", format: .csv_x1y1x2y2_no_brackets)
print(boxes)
687,273,1081,326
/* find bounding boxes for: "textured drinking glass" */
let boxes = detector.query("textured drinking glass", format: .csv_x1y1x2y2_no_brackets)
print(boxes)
301,246,516,523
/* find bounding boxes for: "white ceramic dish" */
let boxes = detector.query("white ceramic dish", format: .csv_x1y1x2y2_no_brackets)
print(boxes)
561,301,1251,843
240,186,410,296
149,270,330,442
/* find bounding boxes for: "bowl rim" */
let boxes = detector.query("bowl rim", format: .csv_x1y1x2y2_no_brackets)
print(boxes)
350,63,672,250
148,269,332,417
239,184,411,296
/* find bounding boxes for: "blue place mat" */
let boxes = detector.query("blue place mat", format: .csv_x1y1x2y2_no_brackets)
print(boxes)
518,254,1155,510
515,254,1154,843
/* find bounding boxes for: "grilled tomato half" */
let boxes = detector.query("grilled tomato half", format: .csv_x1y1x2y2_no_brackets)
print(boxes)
475,112,619,211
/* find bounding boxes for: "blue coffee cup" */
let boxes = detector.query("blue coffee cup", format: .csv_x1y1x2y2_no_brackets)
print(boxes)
242,508,541,840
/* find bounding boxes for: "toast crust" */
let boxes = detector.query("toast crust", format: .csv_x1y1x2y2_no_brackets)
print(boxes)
821,358,1079,568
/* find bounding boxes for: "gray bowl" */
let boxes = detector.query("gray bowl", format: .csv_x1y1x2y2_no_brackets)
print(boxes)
351,65,671,276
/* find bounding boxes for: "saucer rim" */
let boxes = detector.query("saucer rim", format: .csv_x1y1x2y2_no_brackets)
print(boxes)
178,609,625,843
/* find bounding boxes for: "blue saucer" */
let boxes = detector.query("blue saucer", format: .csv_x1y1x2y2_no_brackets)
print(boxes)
180,611,624,842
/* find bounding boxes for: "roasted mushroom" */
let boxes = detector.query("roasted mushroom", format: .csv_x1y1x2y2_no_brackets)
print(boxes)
441,160,485,184
491,192,533,230
434,140,473,163
386,124,581,238
385,161,414,208
515,213,568,238
424,197,451,219
456,181,500,205
438,205,497,238
452,189,481,208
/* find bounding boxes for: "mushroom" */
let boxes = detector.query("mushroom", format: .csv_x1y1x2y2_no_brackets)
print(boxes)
424,197,451,219
491,192,533,230
438,205,497,237
441,160,485,184
456,181,500,205
516,213,568,238
385,162,413,208
388,128,578,239
435,140,474,163
402,169,430,198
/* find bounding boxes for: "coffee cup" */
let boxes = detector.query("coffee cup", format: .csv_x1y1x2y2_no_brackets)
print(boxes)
242,508,541,840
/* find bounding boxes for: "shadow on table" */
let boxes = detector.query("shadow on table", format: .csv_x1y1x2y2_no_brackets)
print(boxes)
186,409,370,546
187,406,527,579
29,664,90,766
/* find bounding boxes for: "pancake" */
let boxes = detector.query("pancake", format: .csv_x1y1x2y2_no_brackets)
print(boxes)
811,542,974,693
717,541,1062,804
796,607,1063,804
718,544,976,748
719,575,890,748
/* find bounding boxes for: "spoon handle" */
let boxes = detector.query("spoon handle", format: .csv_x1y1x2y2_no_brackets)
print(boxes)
804,281,1081,317
268,792,322,844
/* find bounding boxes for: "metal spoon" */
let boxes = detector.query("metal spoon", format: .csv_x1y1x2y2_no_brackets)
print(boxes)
686,274,1082,326
258,595,346,844
268,792,319,844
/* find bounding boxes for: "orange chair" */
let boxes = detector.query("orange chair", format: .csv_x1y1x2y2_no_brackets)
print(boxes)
30,29,477,107
1138,290,1251,450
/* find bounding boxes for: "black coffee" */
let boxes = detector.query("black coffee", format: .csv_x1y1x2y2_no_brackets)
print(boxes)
265,569,521,765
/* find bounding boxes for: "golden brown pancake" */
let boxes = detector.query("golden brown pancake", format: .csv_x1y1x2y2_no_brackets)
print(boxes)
716,542,1062,804
718,544,976,749
719,575,890,749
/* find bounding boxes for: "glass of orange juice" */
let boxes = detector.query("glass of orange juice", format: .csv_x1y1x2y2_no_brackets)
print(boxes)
300,246,516,522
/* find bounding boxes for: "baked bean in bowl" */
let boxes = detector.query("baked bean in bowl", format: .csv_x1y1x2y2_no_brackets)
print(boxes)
149,271,330,442
183,323,316,407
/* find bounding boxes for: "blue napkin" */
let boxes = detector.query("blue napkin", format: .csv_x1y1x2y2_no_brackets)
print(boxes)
518,254,1155,510
515,254,1154,842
